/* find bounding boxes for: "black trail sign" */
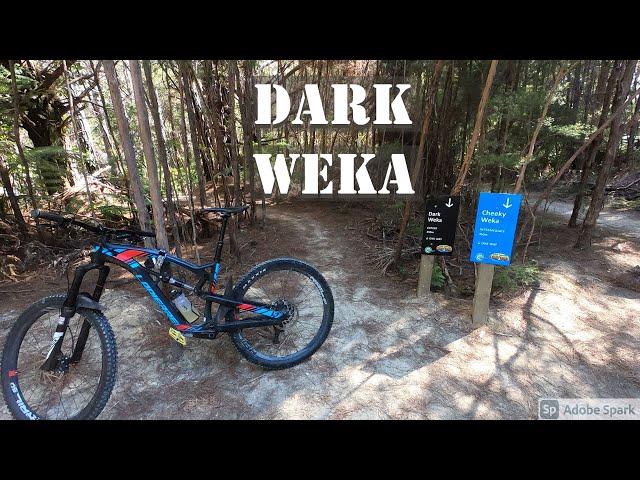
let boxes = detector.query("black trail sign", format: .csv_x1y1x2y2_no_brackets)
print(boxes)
421,195,460,256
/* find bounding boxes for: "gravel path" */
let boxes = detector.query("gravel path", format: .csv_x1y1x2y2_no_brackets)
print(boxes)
2,203,639,419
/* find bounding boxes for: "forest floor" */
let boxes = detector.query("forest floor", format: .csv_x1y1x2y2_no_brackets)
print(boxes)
1,200,639,419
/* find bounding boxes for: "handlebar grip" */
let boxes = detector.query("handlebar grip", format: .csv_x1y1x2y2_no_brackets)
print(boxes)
31,210,65,224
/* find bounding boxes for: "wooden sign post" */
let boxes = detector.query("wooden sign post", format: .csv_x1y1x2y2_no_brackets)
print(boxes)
469,192,523,324
417,255,436,296
417,195,460,297
472,264,494,324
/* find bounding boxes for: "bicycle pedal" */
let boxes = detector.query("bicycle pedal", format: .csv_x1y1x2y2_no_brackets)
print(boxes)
168,327,187,346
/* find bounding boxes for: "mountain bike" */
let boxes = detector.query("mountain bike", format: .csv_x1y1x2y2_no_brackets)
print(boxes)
1,207,334,420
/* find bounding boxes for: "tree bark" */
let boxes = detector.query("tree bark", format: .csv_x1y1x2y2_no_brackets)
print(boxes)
576,60,637,249
63,60,95,216
239,60,256,223
226,61,241,259
129,60,170,250
0,154,28,234
103,60,152,236
529,82,640,218
627,82,640,160
9,61,37,211
179,61,207,208
451,60,498,195
514,62,570,193
143,60,181,256
569,60,615,227
393,60,444,266
177,70,201,263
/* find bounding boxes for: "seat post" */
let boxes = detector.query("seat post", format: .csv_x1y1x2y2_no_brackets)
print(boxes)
213,214,230,263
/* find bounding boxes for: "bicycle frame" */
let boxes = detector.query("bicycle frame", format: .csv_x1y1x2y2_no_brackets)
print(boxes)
60,216,287,341
36,211,287,372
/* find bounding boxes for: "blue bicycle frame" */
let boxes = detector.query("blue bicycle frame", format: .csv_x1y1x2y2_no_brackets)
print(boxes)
59,213,287,343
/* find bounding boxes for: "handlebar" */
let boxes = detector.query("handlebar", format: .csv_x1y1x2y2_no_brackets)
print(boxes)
31,209,156,240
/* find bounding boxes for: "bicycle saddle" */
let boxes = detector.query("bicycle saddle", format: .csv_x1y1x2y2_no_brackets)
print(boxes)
201,206,249,216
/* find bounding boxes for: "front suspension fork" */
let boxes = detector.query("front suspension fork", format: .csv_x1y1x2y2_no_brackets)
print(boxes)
41,261,109,371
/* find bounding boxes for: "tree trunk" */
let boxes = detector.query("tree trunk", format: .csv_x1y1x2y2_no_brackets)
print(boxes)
627,82,640,160
393,60,444,266
0,155,28,234
143,60,182,256
129,60,170,251
179,62,207,208
576,60,637,249
9,61,37,210
10,60,74,195
239,60,256,224
451,60,498,195
531,83,640,218
63,60,95,216
103,60,152,236
569,60,614,227
226,61,241,258
514,62,570,193
177,70,201,263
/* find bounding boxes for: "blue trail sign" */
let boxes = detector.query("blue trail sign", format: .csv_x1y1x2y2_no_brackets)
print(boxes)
469,192,523,266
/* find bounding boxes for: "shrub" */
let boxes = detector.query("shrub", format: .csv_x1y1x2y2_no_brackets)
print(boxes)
493,261,541,294
431,263,445,289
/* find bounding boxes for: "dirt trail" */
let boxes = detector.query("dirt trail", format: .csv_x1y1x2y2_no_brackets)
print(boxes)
532,194,640,238
1,202,639,419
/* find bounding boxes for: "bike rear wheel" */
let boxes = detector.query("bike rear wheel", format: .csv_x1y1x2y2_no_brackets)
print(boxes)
1,294,117,420
230,258,334,369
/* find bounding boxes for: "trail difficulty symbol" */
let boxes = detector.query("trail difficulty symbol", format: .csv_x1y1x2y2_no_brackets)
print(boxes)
469,192,522,266
421,195,460,256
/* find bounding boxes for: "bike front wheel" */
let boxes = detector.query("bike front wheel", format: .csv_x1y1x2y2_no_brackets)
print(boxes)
1,294,117,420
230,258,334,370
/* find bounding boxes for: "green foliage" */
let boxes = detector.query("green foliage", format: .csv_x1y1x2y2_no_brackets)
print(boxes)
546,120,594,141
477,152,521,168
493,262,541,294
97,204,129,221
431,264,445,288
0,63,37,127
63,196,84,214
491,88,547,121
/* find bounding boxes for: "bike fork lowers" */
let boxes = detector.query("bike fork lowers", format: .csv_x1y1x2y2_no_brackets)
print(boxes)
41,258,109,371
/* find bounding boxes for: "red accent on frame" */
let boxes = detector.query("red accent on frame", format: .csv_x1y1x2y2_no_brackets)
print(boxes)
175,325,189,331
238,304,254,311
115,250,143,261
8,370,18,377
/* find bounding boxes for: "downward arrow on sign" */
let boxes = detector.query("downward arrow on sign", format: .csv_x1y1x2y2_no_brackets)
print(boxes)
445,198,453,208
503,197,512,209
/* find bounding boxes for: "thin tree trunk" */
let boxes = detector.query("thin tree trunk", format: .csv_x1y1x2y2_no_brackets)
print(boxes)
143,60,182,256
103,60,152,237
514,62,570,193
0,154,28,234
532,83,640,217
227,61,240,258
227,61,241,206
451,60,498,195
179,61,207,208
239,60,256,223
129,60,170,251
627,83,640,160
63,60,95,216
576,60,637,249
569,60,615,227
9,61,37,211
177,69,201,263
393,60,444,265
